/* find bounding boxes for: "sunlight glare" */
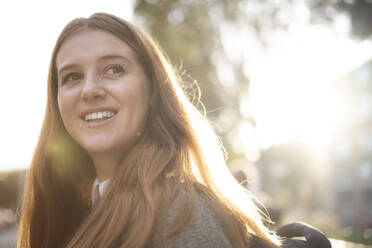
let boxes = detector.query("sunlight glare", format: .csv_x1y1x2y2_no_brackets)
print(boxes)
247,25,372,150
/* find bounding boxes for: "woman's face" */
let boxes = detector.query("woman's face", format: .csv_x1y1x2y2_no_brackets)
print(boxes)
56,29,150,159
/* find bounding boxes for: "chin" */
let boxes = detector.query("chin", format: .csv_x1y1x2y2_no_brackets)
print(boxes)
83,141,128,157
84,144,117,154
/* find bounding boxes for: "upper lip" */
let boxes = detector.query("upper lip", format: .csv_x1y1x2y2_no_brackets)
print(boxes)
79,107,118,120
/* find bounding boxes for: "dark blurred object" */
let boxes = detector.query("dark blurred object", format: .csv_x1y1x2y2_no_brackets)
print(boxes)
250,222,332,247
265,207,281,225
277,222,332,248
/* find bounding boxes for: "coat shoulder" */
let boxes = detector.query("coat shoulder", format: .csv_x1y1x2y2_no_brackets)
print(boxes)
152,190,233,248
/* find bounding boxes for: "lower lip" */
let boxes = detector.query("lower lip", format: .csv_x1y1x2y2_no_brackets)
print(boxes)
81,114,117,128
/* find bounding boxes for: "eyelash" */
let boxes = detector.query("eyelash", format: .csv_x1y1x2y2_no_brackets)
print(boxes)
62,73,81,83
61,65,125,84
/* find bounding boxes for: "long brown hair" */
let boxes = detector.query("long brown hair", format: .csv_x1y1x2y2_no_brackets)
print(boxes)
17,12,281,248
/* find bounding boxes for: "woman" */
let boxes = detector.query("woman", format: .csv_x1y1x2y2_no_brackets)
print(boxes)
17,12,281,248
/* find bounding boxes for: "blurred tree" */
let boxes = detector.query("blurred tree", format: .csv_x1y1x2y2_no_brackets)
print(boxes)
309,0,372,39
133,0,246,115
133,0,372,160
133,0,255,163
132,1,372,198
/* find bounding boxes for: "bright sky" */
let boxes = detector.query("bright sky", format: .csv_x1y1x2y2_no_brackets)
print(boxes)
0,1,134,171
1,1,372,171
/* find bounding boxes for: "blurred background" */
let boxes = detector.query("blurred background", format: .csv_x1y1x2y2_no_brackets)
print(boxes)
1,0,372,247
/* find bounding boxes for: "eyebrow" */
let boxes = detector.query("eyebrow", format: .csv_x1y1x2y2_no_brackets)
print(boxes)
57,54,132,75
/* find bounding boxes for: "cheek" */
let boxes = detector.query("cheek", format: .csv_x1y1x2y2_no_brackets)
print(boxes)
134,85,150,114
119,86,150,128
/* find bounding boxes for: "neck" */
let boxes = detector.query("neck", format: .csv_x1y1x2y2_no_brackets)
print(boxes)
89,142,135,182
91,153,119,182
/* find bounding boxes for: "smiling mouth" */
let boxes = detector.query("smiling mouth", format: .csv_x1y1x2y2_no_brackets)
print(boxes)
83,111,117,122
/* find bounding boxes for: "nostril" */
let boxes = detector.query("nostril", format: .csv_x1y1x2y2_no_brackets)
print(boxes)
80,86,106,100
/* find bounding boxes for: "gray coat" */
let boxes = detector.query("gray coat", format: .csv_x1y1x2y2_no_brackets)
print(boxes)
152,192,233,248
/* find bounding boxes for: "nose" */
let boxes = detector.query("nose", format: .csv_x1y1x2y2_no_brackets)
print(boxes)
80,71,106,101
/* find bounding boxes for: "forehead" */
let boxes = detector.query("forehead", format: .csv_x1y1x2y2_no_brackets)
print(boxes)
56,29,137,68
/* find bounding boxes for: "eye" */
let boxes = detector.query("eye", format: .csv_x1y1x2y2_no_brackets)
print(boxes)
105,65,125,75
62,73,81,84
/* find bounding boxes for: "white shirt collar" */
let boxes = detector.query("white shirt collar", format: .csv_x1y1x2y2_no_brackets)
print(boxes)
92,177,110,205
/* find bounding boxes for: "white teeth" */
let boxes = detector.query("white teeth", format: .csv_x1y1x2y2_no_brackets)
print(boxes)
84,111,116,121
